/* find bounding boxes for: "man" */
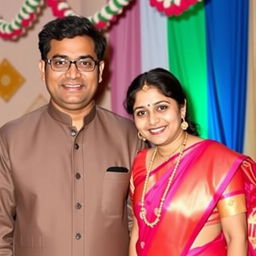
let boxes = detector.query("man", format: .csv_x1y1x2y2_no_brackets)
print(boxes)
0,16,145,256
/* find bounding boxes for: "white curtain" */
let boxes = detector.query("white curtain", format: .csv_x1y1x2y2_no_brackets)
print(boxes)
140,0,169,72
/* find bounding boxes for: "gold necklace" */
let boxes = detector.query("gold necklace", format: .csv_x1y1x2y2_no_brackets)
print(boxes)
157,142,181,162
139,132,188,228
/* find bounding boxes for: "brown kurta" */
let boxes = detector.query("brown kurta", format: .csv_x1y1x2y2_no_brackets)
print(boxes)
0,103,143,256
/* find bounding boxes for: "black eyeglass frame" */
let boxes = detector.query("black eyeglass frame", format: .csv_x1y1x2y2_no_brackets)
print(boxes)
45,56,100,72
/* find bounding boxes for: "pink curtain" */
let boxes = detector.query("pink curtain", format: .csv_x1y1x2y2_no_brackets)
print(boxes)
109,1,141,118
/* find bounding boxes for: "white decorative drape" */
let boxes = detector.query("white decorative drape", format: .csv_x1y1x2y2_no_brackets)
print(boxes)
140,0,169,72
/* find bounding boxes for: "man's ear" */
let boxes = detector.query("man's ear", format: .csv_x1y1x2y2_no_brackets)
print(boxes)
98,61,105,83
38,60,46,81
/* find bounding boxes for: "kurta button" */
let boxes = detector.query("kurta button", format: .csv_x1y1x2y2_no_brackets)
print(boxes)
75,233,81,240
75,173,81,179
71,130,77,136
74,143,79,150
75,202,82,209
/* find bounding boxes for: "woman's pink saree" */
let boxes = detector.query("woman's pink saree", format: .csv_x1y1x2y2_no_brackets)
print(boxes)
132,140,256,255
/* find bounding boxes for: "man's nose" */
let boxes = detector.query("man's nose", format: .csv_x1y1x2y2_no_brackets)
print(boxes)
65,63,81,79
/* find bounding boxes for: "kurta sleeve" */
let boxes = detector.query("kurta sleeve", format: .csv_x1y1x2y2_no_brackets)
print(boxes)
0,134,15,254
128,157,138,233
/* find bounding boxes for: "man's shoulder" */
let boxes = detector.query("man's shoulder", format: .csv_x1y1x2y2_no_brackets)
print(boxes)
96,106,134,127
94,106,147,151
0,104,48,134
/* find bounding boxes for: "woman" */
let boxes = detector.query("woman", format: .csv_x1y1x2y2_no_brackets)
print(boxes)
124,68,256,256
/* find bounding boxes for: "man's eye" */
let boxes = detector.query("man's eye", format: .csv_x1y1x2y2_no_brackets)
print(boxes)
53,59,67,66
79,59,93,67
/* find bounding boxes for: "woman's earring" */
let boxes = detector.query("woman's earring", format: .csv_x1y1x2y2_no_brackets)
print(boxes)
181,117,188,131
138,132,146,141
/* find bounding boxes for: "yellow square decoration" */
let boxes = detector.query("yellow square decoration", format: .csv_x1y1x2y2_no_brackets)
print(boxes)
0,58,25,102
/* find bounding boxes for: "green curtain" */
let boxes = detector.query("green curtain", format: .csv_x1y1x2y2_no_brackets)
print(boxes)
167,2,208,137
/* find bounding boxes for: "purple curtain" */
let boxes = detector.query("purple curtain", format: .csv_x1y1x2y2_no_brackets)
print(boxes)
109,1,141,118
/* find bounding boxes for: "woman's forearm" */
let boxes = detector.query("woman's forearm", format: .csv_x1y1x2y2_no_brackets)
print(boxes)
227,237,247,256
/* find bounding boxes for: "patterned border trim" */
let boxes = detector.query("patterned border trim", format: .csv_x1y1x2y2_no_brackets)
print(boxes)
0,0,202,40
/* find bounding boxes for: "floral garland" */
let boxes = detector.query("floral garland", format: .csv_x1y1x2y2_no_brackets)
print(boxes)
0,0,133,40
150,0,202,16
0,0,201,41
0,0,44,40
46,0,133,29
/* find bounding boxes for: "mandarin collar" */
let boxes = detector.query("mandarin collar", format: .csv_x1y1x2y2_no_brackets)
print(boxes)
47,101,96,127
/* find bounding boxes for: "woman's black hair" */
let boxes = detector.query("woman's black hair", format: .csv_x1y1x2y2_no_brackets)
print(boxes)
124,68,198,135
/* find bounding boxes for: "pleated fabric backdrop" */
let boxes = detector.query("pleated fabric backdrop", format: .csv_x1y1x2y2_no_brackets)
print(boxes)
109,0,256,159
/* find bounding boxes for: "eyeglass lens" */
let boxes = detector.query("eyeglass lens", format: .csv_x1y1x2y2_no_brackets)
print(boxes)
49,57,97,72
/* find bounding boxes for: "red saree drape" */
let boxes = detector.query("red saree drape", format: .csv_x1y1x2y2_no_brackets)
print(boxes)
131,140,256,255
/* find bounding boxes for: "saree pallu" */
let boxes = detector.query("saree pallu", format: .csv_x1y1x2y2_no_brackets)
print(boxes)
131,140,256,256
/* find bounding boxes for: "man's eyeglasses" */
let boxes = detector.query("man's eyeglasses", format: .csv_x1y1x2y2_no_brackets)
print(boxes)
45,57,99,72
